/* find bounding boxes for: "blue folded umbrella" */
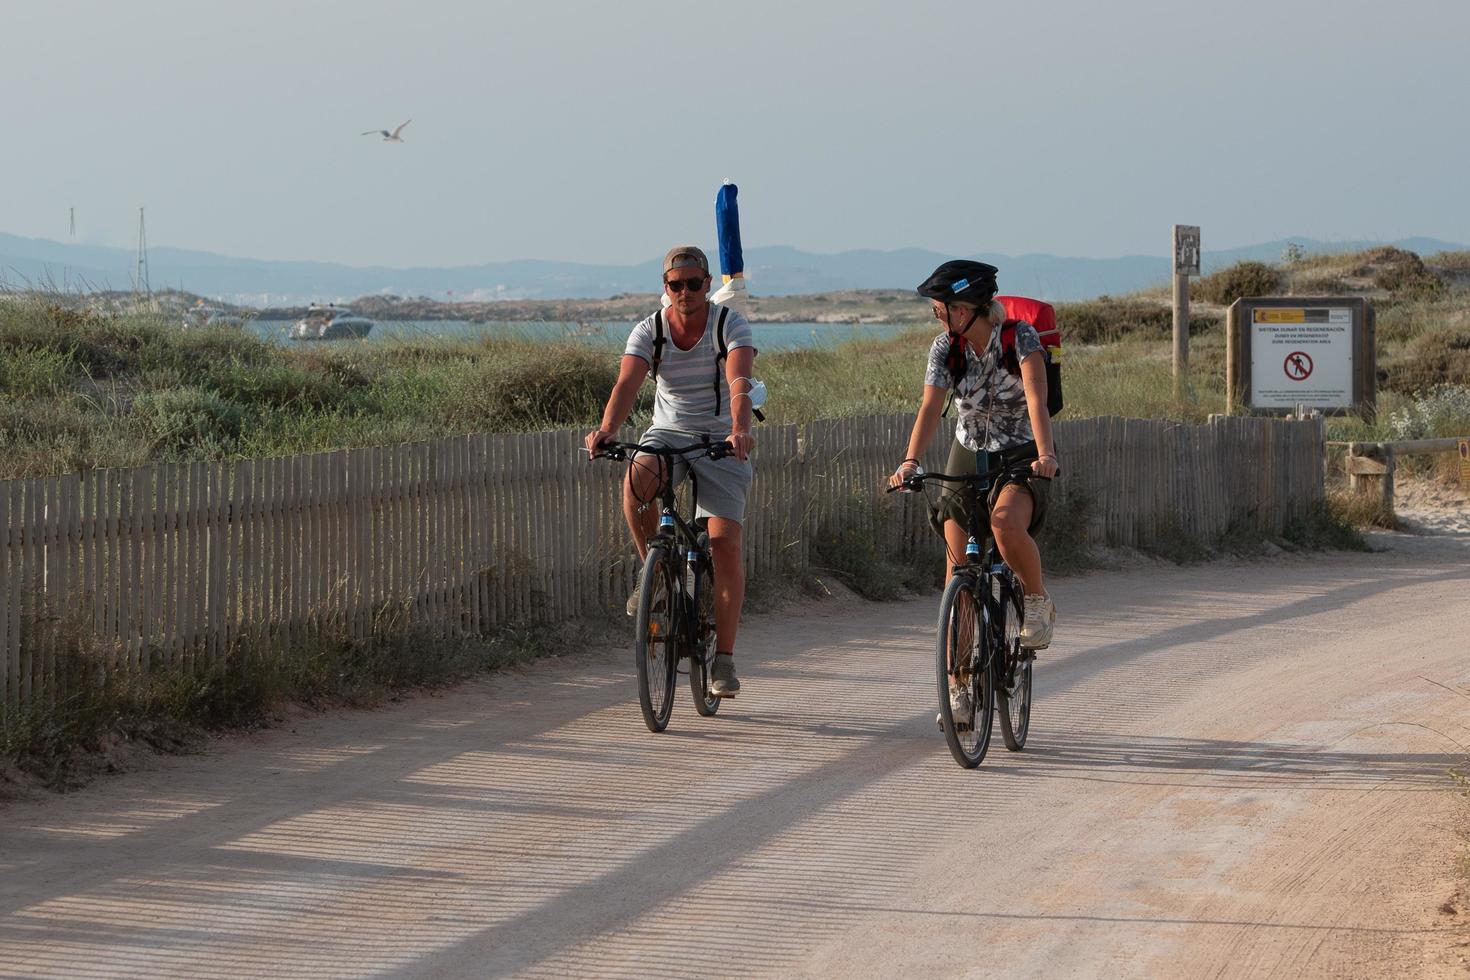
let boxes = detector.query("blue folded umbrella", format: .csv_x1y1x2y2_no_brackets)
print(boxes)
715,181,743,280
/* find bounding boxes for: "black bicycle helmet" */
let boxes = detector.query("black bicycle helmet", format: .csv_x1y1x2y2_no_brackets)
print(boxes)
916,260,1000,307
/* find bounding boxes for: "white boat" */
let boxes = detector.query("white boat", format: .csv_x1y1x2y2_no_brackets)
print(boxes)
182,305,252,329
290,304,374,341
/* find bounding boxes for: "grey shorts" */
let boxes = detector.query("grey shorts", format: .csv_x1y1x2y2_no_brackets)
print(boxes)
637,426,753,523
928,439,1050,538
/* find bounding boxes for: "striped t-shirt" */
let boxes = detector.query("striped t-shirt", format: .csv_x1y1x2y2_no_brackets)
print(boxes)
624,305,756,432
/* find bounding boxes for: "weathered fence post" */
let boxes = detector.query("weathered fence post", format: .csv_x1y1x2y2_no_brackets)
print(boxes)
1345,441,1394,520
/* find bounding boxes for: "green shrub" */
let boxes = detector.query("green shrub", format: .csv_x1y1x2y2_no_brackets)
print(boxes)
293,348,374,392
0,398,94,446
1,607,591,788
809,492,933,598
1054,298,1218,345
1426,250,1470,276
1059,299,1170,343
1286,271,1351,295
1372,293,1469,345
1383,331,1470,394
205,359,359,413
1035,479,1093,574
1385,383,1470,439
0,398,147,477
139,325,274,377
1295,497,1376,543
131,387,246,458
468,343,617,428
0,346,75,400
1323,488,1395,532
1195,261,1281,306
1371,250,1443,296
57,315,161,378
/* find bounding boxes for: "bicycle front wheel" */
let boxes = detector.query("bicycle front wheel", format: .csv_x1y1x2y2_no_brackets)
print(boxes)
688,533,721,717
635,547,679,733
935,573,994,769
996,574,1032,752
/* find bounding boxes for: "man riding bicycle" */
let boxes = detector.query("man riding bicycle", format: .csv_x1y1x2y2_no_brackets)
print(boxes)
585,245,758,698
888,261,1059,714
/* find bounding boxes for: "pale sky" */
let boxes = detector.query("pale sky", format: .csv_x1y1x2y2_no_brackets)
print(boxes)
4,0,1467,267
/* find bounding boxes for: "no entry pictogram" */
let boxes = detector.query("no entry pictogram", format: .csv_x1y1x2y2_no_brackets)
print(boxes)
1284,351,1313,381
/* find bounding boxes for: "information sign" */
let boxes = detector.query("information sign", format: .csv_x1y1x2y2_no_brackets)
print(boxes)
1248,307,1354,409
1173,225,1201,277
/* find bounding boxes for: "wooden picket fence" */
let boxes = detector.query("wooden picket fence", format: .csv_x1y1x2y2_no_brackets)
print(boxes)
0,414,1323,711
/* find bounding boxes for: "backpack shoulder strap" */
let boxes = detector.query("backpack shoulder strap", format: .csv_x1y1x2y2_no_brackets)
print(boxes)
650,310,665,380
941,331,966,418
1000,318,1022,375
713,306,730,417
944,332,967,387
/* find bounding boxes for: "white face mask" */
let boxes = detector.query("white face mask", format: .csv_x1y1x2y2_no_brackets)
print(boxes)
746,378,768,411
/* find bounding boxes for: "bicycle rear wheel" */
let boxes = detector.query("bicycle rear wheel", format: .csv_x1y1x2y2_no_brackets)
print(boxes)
689,534,721,717
635,546,679,733
996,574,1032,751
935,573,994,769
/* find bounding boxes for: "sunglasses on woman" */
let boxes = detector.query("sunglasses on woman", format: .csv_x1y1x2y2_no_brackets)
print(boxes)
665,276,708,294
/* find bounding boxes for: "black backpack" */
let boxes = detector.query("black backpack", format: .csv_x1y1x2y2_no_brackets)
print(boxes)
651,307,764,421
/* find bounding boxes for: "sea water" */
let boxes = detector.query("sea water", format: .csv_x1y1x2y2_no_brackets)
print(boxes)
250,320,912,351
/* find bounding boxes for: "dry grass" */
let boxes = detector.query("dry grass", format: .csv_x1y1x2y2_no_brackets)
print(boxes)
1326,485,1398,530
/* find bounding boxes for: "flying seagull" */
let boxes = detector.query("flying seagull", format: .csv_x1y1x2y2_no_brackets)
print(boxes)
362,119,411,142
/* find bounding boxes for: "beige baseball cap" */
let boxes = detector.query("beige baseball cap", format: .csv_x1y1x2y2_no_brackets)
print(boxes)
662,245,709,277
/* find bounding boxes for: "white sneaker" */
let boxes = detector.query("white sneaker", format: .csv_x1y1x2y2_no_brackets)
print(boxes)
937,684,973,732
1020,593,1055,650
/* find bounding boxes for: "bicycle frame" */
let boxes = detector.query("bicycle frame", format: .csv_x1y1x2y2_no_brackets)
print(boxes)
601,440,728,665
891,458,1044,762
894,462,1035,682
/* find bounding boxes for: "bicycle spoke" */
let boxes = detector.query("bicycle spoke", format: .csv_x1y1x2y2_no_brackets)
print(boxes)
936,575,993,768
635,550,678,732
689,535,721,717
998,578,1031,751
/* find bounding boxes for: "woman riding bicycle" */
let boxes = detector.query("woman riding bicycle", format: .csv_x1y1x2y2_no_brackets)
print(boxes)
889,260,1058,662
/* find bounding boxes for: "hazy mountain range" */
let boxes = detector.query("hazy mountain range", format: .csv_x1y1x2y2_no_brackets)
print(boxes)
1,232,1463,306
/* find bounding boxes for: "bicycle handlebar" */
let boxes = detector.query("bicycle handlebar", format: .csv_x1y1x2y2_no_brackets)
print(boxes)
591,439,734,463
886,462,1056,494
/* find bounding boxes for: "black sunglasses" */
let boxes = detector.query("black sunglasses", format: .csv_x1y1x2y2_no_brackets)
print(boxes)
665,276,708,294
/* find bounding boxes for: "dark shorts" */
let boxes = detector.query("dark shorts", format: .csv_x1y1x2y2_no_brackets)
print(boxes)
927,439,1050,539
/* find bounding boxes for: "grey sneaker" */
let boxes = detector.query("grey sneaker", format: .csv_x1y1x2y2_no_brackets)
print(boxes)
1020,593,1055,650
710,653,741,697
625,582,668,618
937,683,972,732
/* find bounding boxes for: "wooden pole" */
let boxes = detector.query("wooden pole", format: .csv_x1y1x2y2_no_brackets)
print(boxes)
1172,271,1189,397
1172,224,1198,399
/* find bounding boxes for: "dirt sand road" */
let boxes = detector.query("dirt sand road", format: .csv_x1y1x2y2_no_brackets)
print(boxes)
2,532,1468,978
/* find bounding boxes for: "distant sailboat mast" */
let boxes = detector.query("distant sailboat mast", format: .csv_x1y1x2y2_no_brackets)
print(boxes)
64,207,76,291
134,206,151,300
